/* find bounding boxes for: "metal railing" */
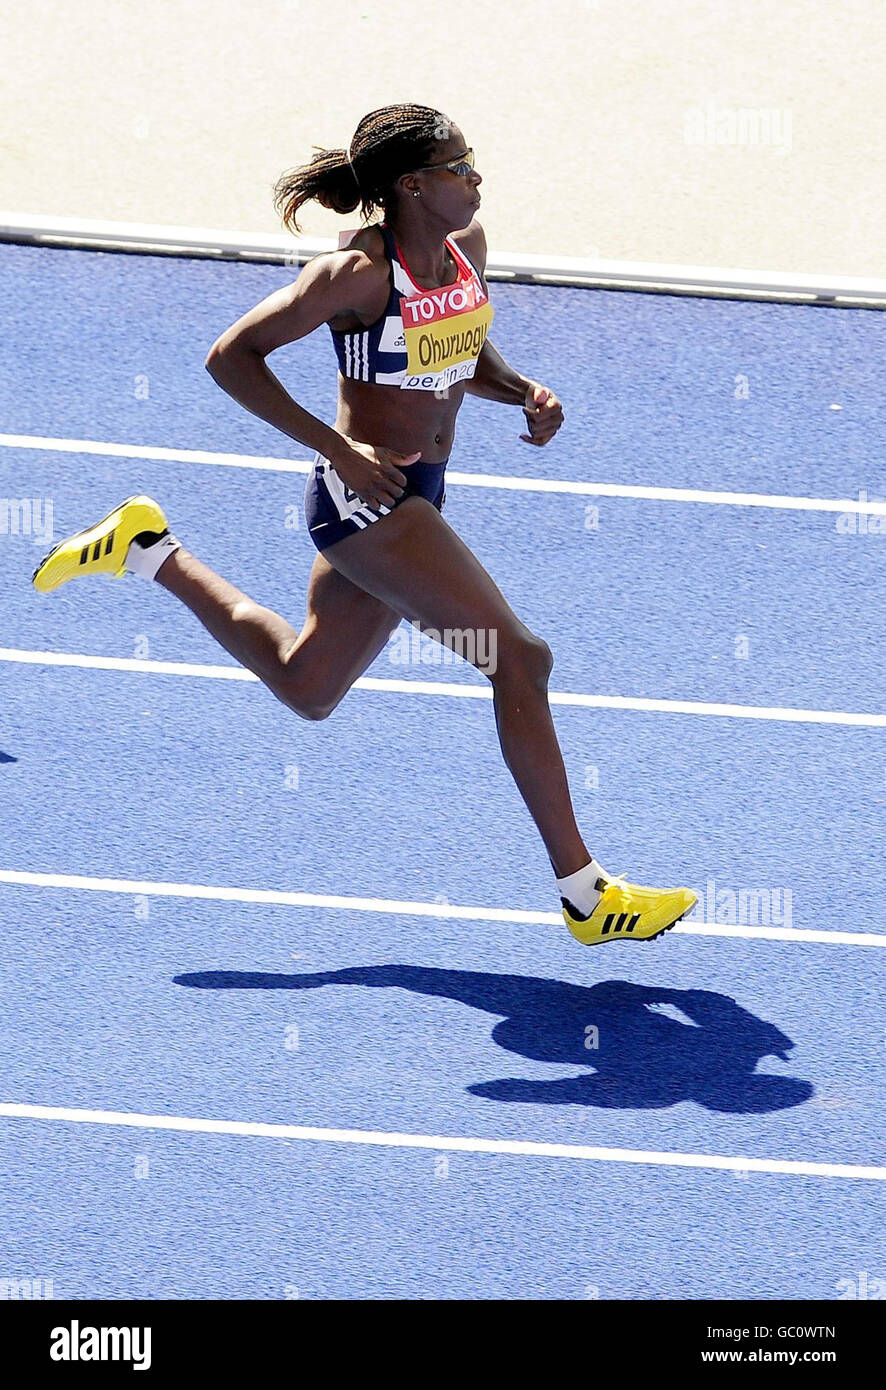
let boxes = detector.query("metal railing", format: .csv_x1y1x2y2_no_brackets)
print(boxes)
2,212,884,306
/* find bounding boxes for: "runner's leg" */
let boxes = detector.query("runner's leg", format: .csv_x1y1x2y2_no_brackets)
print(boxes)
322,496,591,877
155,546,401,720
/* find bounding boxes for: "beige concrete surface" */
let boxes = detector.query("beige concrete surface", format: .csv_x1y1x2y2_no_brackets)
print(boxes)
1,0,884,273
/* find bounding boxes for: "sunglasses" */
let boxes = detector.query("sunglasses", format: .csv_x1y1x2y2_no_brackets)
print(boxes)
414,148,476,178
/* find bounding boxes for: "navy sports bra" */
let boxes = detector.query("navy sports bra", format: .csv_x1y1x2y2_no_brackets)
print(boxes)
329,222,493,392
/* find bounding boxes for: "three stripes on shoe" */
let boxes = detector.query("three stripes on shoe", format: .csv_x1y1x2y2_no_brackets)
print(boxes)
600,911,642,936
576,875,641,933
78,528,164,565
80,531,116,563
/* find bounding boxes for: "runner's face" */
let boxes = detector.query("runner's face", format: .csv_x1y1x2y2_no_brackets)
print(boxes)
409,126,482,228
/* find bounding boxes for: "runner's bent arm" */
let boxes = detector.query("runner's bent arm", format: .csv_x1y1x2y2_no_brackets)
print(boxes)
206,251,416,505
455,222,529,404
204,252,380,468
456,221,564,442
463,337,532,404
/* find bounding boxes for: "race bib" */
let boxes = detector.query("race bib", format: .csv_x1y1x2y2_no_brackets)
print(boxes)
399,276,493,391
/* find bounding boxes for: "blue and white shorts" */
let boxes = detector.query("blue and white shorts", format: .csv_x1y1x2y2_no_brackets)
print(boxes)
304,452,448,553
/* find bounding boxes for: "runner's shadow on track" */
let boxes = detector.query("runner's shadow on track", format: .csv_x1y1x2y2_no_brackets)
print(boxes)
175,966,811,1113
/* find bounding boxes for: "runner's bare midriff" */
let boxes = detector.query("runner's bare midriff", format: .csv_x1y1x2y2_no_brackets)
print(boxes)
334,373,468,464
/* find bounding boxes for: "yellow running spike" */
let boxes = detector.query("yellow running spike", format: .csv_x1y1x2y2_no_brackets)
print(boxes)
563,874,696,945
32,495,170,593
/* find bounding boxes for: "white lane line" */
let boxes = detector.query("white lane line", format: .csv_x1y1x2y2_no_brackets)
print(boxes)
2,645,255,681
4,645,886,728
0,1101,882,1180
3,431,885,515
0,867,882,948
0,433,311,474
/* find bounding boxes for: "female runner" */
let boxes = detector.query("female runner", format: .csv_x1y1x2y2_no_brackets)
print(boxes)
33,102,695,945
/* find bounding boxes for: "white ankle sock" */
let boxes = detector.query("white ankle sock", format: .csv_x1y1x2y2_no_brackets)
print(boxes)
556,857,609,919
125,530,182,581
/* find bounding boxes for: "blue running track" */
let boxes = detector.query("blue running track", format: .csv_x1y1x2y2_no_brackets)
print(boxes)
1,242,885,1299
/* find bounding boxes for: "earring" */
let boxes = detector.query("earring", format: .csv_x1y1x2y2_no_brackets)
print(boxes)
413,190,421,197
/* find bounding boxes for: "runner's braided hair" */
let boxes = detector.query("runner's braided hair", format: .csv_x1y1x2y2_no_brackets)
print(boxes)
274,103,452,233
